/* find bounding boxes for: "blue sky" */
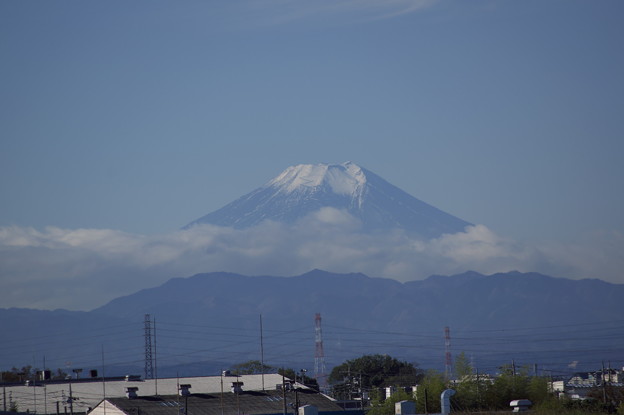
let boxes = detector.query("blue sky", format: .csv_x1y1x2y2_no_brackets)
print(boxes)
1,1,623,309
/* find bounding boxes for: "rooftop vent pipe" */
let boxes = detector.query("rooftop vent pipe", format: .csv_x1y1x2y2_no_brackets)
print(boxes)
231,381,244,394
126,387,139,399
179,384,192,396
299,405,318,415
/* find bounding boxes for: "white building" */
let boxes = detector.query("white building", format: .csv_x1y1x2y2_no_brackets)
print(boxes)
0,373,287,414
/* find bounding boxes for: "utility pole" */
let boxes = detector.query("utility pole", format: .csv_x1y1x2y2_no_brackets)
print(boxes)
602,361,607,404
359,372,363,410
260,315,265,391
33,366,37,414
294,387,299,415
294,370,304,415
281,372,286,415
68,380,74,415
101,346,107,415
236,383,240,415
44,356,48,415
476,368,481,410
220,371,224,415
340,365,352,400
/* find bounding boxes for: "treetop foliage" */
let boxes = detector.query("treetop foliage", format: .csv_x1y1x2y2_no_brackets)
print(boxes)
328,354,422,389
230,360,272,375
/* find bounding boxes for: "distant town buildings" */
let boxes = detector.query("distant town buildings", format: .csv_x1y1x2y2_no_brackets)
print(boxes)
549,367,624,400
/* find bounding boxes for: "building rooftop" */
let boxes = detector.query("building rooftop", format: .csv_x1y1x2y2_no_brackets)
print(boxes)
92,389,345,415
2,374,288,414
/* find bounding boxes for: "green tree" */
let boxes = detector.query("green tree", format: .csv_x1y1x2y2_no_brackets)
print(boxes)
454,352,473,380
533,395,570,414
231,360,273,375
328,354,422,392
415,370,447,414
484,364,532,410
452,352,484,411
368,389,413,415
527,376,550,404
587,383,624,413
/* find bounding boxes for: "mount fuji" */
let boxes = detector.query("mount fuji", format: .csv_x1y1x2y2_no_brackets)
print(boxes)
186,162,471,239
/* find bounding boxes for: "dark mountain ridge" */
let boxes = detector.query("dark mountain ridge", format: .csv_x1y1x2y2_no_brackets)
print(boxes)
2,270,622,377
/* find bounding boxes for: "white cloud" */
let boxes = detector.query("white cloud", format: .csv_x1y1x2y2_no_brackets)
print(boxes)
1,211,623,311
241,0,439,25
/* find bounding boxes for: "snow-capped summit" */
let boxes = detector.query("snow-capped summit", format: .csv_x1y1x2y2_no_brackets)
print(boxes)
268,162,366,205
185,162,471,238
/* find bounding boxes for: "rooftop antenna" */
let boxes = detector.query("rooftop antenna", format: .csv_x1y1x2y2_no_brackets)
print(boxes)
144,314,154,379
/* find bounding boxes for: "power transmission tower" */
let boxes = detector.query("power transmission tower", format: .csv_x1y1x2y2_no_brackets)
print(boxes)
314,313,327,388
444,326,453,380
144,314,154,379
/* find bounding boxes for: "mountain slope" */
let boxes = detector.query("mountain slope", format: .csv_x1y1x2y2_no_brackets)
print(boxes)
3,270,622,375
91,270,624,373
185,162,471,238
93,270,624,330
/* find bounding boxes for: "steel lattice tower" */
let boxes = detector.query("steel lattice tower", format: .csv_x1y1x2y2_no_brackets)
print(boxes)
144,314,154,379
444,326,453,380
314,313,326,386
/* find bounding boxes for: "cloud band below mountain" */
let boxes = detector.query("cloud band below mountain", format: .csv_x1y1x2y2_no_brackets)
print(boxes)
1,207,622,310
